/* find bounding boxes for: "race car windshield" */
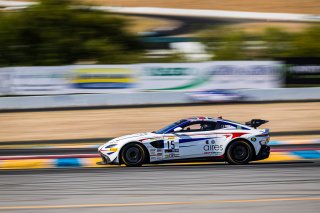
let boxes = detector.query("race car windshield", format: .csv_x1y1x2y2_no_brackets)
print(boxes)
154,119,188,134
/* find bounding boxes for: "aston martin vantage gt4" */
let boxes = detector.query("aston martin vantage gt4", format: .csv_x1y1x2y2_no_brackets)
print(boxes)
98,117,270,166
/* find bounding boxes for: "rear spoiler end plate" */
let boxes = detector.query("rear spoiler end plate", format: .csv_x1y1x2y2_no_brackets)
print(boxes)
245,119,269,128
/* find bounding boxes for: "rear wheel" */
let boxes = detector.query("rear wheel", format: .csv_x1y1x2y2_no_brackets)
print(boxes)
226,141,253,165
121,143,146,167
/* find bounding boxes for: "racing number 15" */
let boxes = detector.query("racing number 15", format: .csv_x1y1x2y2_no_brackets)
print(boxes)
166,141,175,150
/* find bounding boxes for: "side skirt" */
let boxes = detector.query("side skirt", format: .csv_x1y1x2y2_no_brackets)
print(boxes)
149,156,225,164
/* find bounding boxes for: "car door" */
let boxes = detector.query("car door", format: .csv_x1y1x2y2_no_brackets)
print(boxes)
174,121,218,159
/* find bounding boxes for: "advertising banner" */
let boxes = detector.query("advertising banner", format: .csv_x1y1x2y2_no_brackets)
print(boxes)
0,61,283,95
8,65,137,95
202,61,283,90
280,57,320,87
10,66,69,95
138,61,282,91
69,65,137,92
137,63,206,90
0,68,12,95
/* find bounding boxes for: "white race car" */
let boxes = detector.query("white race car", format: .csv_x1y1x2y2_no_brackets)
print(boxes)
98,117,270,166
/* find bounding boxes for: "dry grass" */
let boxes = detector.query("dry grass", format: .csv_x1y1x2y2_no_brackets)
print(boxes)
124,16,180,34
226,22,311,34
81,0,317,34
81,0,320,14
0,102,319,142
21,1,317,34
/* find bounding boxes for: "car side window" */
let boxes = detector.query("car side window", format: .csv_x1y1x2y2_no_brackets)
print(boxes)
201,121,217,131
181,121,217,132
182,123,202,132
216,121,238,130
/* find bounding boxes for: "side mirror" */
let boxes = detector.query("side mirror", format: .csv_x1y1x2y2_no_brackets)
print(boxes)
173,127,182,132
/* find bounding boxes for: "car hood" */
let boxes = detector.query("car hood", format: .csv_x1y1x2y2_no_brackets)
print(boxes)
108,132,158,144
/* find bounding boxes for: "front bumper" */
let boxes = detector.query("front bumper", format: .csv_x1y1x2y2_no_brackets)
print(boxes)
255,145,270,161
98,153,111,165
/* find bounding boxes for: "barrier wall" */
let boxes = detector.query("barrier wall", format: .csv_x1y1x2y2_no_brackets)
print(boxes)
0,88,319,110
0,61,282,95
3,61,319,110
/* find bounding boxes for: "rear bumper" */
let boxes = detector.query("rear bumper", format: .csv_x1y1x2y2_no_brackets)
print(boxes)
255,145,270,161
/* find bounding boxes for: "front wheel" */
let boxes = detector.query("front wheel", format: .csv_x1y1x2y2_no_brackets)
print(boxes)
120,143,146,167
226,141,253,165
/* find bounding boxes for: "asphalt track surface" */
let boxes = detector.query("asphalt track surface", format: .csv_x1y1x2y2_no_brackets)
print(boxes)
1,161,319,213
0,144,319,156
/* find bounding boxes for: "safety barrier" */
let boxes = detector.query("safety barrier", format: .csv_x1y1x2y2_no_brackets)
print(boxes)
1,87,320,110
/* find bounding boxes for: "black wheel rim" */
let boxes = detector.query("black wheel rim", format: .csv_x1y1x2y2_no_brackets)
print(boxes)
125,147,142,164
232,144,249,162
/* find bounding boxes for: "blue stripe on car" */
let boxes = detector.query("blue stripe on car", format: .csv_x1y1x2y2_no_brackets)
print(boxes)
180,145,198,148
179,137,213,143
106,152,115,155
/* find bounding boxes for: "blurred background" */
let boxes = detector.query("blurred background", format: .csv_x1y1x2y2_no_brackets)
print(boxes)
0,1,319,212
0,0,319,140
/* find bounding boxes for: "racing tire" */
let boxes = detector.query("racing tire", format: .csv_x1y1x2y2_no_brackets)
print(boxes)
121,143,146,167
226,140,253,165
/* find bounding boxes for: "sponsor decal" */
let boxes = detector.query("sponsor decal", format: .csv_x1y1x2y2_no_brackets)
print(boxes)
207,64,278,75
205,140,215,144
165,149,179,153
164,153,175,159
165,136,175,140
71,68,135,89
150,148,159,156
204,151,222,155
203,144,223,152
144,67,195,76
11,67,68,94
251,137,257,142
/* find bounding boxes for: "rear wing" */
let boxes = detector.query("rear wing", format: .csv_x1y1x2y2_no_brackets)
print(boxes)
245,119,269,129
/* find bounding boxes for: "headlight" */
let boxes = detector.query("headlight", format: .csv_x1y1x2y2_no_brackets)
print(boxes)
105,144,117,149
105,144,118,152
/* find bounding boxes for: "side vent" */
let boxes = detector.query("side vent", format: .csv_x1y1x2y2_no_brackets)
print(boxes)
150,140,164,148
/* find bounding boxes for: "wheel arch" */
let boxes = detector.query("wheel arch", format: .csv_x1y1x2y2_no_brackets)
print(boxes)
225,138,256,159
118,141,150,165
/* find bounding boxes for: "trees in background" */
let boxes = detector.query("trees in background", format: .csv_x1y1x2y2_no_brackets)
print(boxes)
0,0,319,66
201,24,320,60
0,0,144,66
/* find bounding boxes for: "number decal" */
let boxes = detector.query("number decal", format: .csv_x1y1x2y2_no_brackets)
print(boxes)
166,141,175,149
164,137,179,159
